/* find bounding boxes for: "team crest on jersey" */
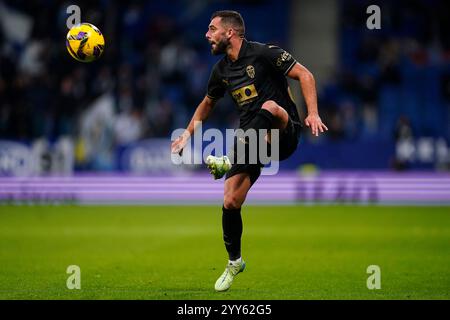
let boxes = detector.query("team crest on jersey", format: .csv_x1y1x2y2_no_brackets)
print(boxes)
277,51,292,66
246,65,255,79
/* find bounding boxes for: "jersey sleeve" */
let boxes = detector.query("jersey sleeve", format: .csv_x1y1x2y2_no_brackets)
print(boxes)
206,64,226,100
261,44,297,76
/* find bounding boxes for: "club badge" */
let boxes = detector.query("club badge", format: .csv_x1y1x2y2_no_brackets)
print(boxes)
246,65,255,79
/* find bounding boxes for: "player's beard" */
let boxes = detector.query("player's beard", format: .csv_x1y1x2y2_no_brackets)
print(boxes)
211,37,229,55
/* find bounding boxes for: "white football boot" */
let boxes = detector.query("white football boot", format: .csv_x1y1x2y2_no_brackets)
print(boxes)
214,259,246,292
206,155,232,179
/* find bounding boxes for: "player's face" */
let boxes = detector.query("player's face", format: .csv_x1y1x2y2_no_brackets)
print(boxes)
205,17,230,55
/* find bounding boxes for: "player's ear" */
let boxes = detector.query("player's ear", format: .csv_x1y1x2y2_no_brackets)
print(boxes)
226,28,234,39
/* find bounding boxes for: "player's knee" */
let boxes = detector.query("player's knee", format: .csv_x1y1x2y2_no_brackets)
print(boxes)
223,194,243,210
262,100,287,119
261,100,279,115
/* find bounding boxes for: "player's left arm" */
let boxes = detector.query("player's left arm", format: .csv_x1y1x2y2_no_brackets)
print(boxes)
287,63,328,137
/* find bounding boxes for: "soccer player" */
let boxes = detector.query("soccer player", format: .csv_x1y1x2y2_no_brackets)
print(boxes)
171,10,328,291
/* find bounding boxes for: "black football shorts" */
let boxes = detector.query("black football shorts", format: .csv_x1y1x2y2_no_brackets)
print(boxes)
225,117,302,185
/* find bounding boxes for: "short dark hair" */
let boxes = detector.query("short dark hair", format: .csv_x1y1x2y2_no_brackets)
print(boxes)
211,10,245,38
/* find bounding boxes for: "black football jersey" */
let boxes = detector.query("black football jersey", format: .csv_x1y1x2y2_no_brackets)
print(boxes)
207,39,301,129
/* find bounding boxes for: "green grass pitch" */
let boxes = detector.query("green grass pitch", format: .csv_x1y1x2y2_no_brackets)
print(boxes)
0,205,449,299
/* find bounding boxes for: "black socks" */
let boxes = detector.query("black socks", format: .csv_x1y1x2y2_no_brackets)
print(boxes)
222,206,243,261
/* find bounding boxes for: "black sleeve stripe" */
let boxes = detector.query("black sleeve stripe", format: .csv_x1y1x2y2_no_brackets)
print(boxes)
284,60,297,75
207,94,220,100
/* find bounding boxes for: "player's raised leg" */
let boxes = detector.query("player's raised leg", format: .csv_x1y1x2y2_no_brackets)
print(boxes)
214,172,252,292
259,100,289,144
206,100,289,178
261,100,289,130
248,100,289,132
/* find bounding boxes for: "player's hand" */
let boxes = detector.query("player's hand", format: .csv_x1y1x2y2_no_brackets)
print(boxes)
171,131,190,156
305,113,328,137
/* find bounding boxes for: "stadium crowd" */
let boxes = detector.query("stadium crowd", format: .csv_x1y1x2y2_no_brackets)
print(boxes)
0,0,449,170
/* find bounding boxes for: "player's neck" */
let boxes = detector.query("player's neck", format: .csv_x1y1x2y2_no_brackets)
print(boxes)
227,38,244,62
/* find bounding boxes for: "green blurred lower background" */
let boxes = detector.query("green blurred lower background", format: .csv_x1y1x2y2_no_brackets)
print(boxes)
0,205,448,300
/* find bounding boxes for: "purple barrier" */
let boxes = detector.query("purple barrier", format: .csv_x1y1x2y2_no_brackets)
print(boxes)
0,171,449,205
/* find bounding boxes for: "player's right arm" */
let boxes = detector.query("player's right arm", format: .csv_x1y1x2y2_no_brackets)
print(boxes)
171,63,225,155
171,95,217,155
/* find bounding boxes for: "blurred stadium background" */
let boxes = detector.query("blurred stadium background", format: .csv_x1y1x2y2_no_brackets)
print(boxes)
0,0,450,203
0,0,449,205
0,0,449,300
